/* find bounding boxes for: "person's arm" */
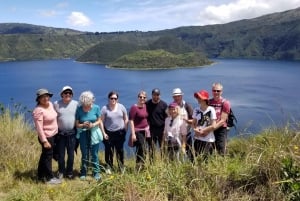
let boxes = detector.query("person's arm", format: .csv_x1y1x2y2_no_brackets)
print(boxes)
129,120,136,142
200,119,216,135
214,101,230,129
96,118,108,140
75,119,88,129
180,120,187,152
184,103,194,125
33,108,51,148
122,105,129,131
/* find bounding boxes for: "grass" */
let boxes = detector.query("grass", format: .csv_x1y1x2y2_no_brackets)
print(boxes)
0,105,299,201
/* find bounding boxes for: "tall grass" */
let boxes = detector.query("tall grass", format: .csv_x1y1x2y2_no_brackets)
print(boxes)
0,105,299,201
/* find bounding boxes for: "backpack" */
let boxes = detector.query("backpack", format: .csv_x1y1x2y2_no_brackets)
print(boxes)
221,100,237,129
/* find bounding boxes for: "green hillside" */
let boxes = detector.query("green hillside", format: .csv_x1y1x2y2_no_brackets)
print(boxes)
0,7,300,62
76,41,146,64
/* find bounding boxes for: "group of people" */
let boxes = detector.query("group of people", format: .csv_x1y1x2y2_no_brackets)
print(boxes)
32,82,231,184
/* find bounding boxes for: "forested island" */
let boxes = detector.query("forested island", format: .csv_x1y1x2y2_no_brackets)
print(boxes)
107,49,212,69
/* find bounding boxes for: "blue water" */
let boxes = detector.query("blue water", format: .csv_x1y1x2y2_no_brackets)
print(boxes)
0,59,299,137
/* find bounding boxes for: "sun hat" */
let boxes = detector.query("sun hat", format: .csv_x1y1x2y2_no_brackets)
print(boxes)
168,102,178,108
36,88,53,101
152,88,160,95
172,88,184,96
60,85,73,94
194,90,209,100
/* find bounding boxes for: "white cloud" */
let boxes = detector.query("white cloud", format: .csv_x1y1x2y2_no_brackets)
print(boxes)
66,11,92,27
198,0,300,25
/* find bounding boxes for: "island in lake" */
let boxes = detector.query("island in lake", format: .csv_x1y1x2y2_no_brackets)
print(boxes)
107,49,213,69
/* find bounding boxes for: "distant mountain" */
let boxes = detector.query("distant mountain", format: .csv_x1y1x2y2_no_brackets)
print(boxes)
0,7,299,62
0,23,83,35
166,7,300,60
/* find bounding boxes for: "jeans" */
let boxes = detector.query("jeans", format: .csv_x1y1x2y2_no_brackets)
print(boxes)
57,132,76,176
135,131,151,164
214,127,228,156
38,136,55,180
79,130,100,176
103,129,126,169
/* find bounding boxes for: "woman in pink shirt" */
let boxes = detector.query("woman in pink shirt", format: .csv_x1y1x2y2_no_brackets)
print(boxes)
32,88,61,184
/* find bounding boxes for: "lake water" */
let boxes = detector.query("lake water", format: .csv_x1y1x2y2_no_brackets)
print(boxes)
0,59,299,137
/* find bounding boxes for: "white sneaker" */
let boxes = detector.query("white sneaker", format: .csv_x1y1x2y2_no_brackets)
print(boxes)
47,178,62,185
57,172,64,179
105,168,112,175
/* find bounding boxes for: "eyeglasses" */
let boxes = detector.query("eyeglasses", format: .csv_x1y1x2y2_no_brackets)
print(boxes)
169,119,174,127
110,97,117,100
63,91,72,95
139,96,146,99
212,90,222,93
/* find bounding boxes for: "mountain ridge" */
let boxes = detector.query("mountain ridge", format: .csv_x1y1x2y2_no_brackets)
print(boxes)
0,7,299,61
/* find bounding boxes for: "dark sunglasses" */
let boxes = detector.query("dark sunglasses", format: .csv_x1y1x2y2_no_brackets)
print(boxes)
212,90,222,92
110,97,117,100
139,96,146,99
63,91,72,95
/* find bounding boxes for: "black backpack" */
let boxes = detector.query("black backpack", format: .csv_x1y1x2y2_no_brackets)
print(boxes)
222,100,237,129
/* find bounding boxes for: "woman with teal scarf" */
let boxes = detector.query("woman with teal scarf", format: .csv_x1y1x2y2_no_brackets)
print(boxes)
75,91,108,181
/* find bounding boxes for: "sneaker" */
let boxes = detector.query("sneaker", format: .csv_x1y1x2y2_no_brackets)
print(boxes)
94,173,101,181
46,178,62,185
120,166,126,174
105,168,112,175
57,172,64,179
80,175,86,180
66,174,74,179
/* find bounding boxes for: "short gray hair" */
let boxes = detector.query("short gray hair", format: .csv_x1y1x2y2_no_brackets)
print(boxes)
79,91,95,106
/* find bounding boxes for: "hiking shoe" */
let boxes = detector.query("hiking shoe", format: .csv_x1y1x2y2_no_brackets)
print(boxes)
46,178,62,185
57,172,64,179
94,173,101,181
80,175,86,180
120,167,126,174
105,168,112,175
66,174,74,179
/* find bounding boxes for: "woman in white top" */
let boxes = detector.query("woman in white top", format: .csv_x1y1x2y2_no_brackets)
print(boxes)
163,102,187,161
192,90,217,160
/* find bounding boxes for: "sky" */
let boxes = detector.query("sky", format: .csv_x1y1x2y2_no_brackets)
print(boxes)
1,0,300,32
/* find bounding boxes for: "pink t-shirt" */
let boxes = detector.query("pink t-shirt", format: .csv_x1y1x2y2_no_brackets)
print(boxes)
33,102,58,142
209,98,230,127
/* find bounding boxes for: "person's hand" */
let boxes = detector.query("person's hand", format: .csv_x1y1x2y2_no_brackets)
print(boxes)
131,133,137,142
103,132,109,140
194,128,206,137
83,121,90,129
43,141,51,149
181,145,186,153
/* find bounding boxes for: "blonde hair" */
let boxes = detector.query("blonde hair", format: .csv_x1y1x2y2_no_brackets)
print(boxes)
79,91,95,106
138,90,147,98
212,82,223,90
